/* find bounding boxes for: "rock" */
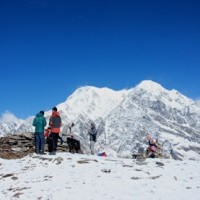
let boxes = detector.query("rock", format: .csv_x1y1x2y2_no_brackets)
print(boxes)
155,161,164,166
53,157,64,165
101,169,111,173
0,132,73,159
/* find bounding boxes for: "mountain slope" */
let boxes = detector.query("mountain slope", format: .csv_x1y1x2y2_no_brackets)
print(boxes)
99,80,200,159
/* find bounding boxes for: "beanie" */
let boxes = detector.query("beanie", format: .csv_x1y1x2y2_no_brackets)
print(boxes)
40,111,44,115
52,107,57,111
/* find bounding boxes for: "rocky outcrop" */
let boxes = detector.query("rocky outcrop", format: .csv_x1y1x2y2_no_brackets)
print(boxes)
0,133,70,159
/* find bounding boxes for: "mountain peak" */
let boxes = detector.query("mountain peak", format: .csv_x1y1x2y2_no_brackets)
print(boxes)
0,111,23,123
136,80,166,93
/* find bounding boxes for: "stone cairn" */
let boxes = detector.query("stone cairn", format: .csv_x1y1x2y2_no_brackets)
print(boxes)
0,132,69,159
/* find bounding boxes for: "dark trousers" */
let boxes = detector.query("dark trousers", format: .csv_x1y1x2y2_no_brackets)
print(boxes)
51,132,59,152
67,137,80,153
46,135,53,152
35,132,45,154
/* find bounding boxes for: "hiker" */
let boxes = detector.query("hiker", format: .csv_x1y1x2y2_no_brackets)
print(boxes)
48,107,62,155
45,127,51,152
45,127,53,153
44,127,51,138
88,122,97,155
63,122,81,153
32,110,47,154
146,133,159,158
45,126,63,153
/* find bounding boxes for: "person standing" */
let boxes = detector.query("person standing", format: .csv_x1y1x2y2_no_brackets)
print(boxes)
49,107,62,155
32,111,47,154
88,122,97,155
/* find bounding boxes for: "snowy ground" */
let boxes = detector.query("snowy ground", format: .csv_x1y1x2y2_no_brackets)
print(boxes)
0,153,200,200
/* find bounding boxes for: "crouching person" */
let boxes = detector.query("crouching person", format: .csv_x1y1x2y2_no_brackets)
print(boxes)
63,122,81,153
146,133,159,158
45,127,53,153
67,136,81,153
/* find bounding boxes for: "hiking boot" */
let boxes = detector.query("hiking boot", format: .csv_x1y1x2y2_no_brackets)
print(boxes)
36,150,40,155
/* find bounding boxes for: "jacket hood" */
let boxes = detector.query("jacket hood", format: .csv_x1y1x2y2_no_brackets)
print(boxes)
36,113,43,117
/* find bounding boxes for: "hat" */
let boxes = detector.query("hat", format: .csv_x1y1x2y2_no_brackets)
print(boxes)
52,107,57,111
91,122,95,127
40,111,44,115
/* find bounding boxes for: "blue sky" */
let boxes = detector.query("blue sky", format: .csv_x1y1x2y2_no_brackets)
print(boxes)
0,0,200,119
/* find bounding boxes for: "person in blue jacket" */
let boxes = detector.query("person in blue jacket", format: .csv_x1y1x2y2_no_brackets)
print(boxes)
32,111,47,154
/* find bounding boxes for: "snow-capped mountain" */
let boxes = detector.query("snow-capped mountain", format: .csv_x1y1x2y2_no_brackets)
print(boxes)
0,111,25,136
99,80,200,159
1,80,200,159
0,87,127,136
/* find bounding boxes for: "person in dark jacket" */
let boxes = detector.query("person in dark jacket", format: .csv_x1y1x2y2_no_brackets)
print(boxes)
88,122,97,155
64,122,81,153
32,111,47,154
49,107,62,155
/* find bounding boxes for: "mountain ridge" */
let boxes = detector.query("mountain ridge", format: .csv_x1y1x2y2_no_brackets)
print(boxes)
1,80,200,159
